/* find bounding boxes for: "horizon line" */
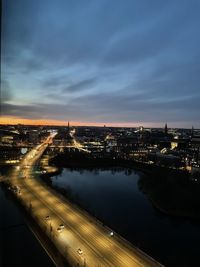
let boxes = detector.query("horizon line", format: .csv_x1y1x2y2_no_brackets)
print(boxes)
0,117,197,130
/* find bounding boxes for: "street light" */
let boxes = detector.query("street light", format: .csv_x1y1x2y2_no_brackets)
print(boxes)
110,231,114,237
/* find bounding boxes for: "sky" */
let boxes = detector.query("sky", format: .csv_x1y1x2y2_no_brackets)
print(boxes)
1,0,200,128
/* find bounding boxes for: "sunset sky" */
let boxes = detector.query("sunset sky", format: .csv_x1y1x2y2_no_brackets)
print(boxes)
1,0,200,128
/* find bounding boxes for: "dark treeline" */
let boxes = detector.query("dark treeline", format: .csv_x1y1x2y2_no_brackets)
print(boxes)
45,150,200,220
138,171,200,220
49,150,189,177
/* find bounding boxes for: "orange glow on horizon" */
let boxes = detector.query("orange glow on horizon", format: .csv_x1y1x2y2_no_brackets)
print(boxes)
0,116,160,128
0,116,86,126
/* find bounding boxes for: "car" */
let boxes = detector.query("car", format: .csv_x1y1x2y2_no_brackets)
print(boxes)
77,248,83,255
45,215,51,220
59,224,65,229
57,227,63,233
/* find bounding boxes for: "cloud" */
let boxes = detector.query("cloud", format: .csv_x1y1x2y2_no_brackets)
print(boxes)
1,0,200,127
1,80,13,102
42,75,68,88
1,103,45,119
44,93,64,101
1,89,200,126
62,78,96,93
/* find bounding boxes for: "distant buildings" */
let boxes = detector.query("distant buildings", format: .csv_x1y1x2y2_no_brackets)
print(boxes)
28,130,39,144
0,123,200,173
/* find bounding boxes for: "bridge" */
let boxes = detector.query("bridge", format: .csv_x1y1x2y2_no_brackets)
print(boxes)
2,135,164,267
2,139,90,153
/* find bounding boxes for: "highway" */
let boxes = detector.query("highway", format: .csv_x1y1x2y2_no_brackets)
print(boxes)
7,135,163,267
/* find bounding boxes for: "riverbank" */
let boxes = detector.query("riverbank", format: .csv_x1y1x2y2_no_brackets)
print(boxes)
49,150,189,178
138,171,200,221
41,151,200,223
39,164,200,267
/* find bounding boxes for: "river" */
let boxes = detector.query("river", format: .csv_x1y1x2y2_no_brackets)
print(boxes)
50,167,200,267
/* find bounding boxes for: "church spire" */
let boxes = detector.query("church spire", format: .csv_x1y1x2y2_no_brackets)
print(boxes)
191,126,194,137
164,123,168,134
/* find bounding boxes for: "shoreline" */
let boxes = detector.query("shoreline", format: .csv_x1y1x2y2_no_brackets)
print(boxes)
48,152,190,177
39,153,200,223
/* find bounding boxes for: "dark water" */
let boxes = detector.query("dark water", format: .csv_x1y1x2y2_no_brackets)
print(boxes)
51,167,200,267
0,172,55,267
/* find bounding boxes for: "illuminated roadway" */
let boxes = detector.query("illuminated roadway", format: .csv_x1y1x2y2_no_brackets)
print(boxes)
8,135,163,267
72,139,91,153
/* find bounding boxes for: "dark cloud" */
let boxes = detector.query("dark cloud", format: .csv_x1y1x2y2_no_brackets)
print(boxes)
1,103,45,119
2,91,199,126
62,78,96,93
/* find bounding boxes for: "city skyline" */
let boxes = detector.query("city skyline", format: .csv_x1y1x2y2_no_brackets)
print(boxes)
0,116,197,129
1,0,200,128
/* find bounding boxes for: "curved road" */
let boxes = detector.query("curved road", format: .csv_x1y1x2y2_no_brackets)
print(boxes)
8,136,164,267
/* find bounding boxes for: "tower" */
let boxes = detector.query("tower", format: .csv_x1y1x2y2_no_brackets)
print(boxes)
67,121,70,133
164,123,168,135
191,126,194,137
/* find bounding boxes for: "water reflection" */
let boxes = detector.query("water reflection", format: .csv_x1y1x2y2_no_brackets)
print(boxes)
50,167,200,267
64,166,134,175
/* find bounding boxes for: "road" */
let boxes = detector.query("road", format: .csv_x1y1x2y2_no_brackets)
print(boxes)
72,139,91,153
7,135,163,267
